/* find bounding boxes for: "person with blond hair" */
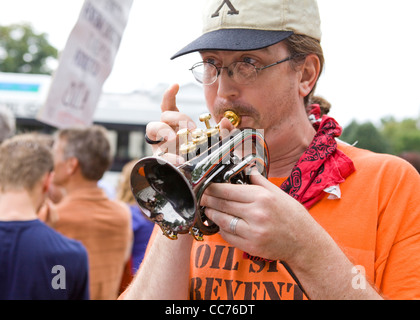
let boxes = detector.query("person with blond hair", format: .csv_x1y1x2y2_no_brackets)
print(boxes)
0,133,89,299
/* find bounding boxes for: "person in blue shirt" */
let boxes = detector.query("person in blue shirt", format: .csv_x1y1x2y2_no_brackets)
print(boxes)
0,133,89,300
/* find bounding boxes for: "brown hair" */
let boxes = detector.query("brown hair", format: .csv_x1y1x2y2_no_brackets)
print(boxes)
55,125,112,181
309,95,331,116
0,133,53,192
284,34,325,107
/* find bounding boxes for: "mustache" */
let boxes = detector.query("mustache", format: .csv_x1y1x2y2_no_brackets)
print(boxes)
213,101,261,122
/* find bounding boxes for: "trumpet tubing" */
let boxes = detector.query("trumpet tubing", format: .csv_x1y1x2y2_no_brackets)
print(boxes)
130,111,269,240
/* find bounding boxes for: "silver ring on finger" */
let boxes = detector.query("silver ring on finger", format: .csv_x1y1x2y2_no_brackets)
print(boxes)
229,216,241,235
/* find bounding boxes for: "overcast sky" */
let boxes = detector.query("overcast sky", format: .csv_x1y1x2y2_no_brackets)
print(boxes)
1,0,420,127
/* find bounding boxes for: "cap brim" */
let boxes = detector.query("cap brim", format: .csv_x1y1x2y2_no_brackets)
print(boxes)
171,29,294,60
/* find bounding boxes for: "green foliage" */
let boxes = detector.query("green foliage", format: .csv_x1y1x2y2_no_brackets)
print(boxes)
0,23,58,75
341,120,392,154
380,117,420,154
340,117,420,155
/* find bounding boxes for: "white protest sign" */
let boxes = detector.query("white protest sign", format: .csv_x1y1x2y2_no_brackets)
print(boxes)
37,0,133,128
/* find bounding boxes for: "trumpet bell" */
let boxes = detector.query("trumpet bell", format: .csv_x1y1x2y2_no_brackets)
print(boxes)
131,157,197,237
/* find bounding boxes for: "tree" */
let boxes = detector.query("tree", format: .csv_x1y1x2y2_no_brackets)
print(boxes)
380,117,420,154
341,120,391,154
0,23,58,75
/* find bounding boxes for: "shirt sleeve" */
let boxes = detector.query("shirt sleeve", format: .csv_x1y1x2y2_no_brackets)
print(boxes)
374,159,420,299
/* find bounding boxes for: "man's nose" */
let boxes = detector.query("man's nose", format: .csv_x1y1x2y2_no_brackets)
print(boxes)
216,67,240,100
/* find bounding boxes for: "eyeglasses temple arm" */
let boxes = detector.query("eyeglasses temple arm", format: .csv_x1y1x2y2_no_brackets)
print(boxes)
259,56,293,71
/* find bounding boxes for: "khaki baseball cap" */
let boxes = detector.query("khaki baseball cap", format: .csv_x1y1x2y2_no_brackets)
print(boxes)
171,0,321,60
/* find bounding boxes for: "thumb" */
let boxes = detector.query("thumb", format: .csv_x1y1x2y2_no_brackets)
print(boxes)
249,167,278,192
161,83,180,112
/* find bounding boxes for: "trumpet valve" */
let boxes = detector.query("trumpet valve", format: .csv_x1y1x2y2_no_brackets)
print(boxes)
199,113,212,129
179,142,197,161
177,128,197,160
177,128,190,145
191,128,209,155
191,129,207,145
198,112,218,138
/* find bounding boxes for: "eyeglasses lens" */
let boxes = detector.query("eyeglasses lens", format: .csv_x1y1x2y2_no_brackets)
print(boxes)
192,62,258,85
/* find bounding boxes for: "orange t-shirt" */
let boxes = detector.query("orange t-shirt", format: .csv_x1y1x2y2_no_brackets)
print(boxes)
54,187,132,300
121,143,420,300
188,143,420,300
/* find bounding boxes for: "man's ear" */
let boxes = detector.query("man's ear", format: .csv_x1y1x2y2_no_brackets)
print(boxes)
41,172,52,194
298,54,321,98
66,157,79,175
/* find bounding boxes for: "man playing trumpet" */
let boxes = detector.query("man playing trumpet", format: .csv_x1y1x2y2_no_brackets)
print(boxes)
123,0,420,300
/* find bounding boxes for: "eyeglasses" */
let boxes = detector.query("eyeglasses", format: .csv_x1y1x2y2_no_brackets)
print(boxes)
190,56,293,86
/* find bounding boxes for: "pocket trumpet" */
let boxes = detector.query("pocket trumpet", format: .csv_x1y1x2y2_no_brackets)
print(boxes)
130,111,269,241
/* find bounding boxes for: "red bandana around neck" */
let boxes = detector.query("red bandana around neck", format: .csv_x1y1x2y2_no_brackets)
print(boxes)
243,104,356,261
279,104,356,209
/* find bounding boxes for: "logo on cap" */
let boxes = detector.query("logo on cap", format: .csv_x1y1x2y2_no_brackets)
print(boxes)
211,0,239,18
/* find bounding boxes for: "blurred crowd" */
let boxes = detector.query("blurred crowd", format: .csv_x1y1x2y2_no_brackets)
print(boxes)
0,105,154,300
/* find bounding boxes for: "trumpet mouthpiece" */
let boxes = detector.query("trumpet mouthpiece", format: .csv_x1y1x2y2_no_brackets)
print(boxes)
223,110,241,127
